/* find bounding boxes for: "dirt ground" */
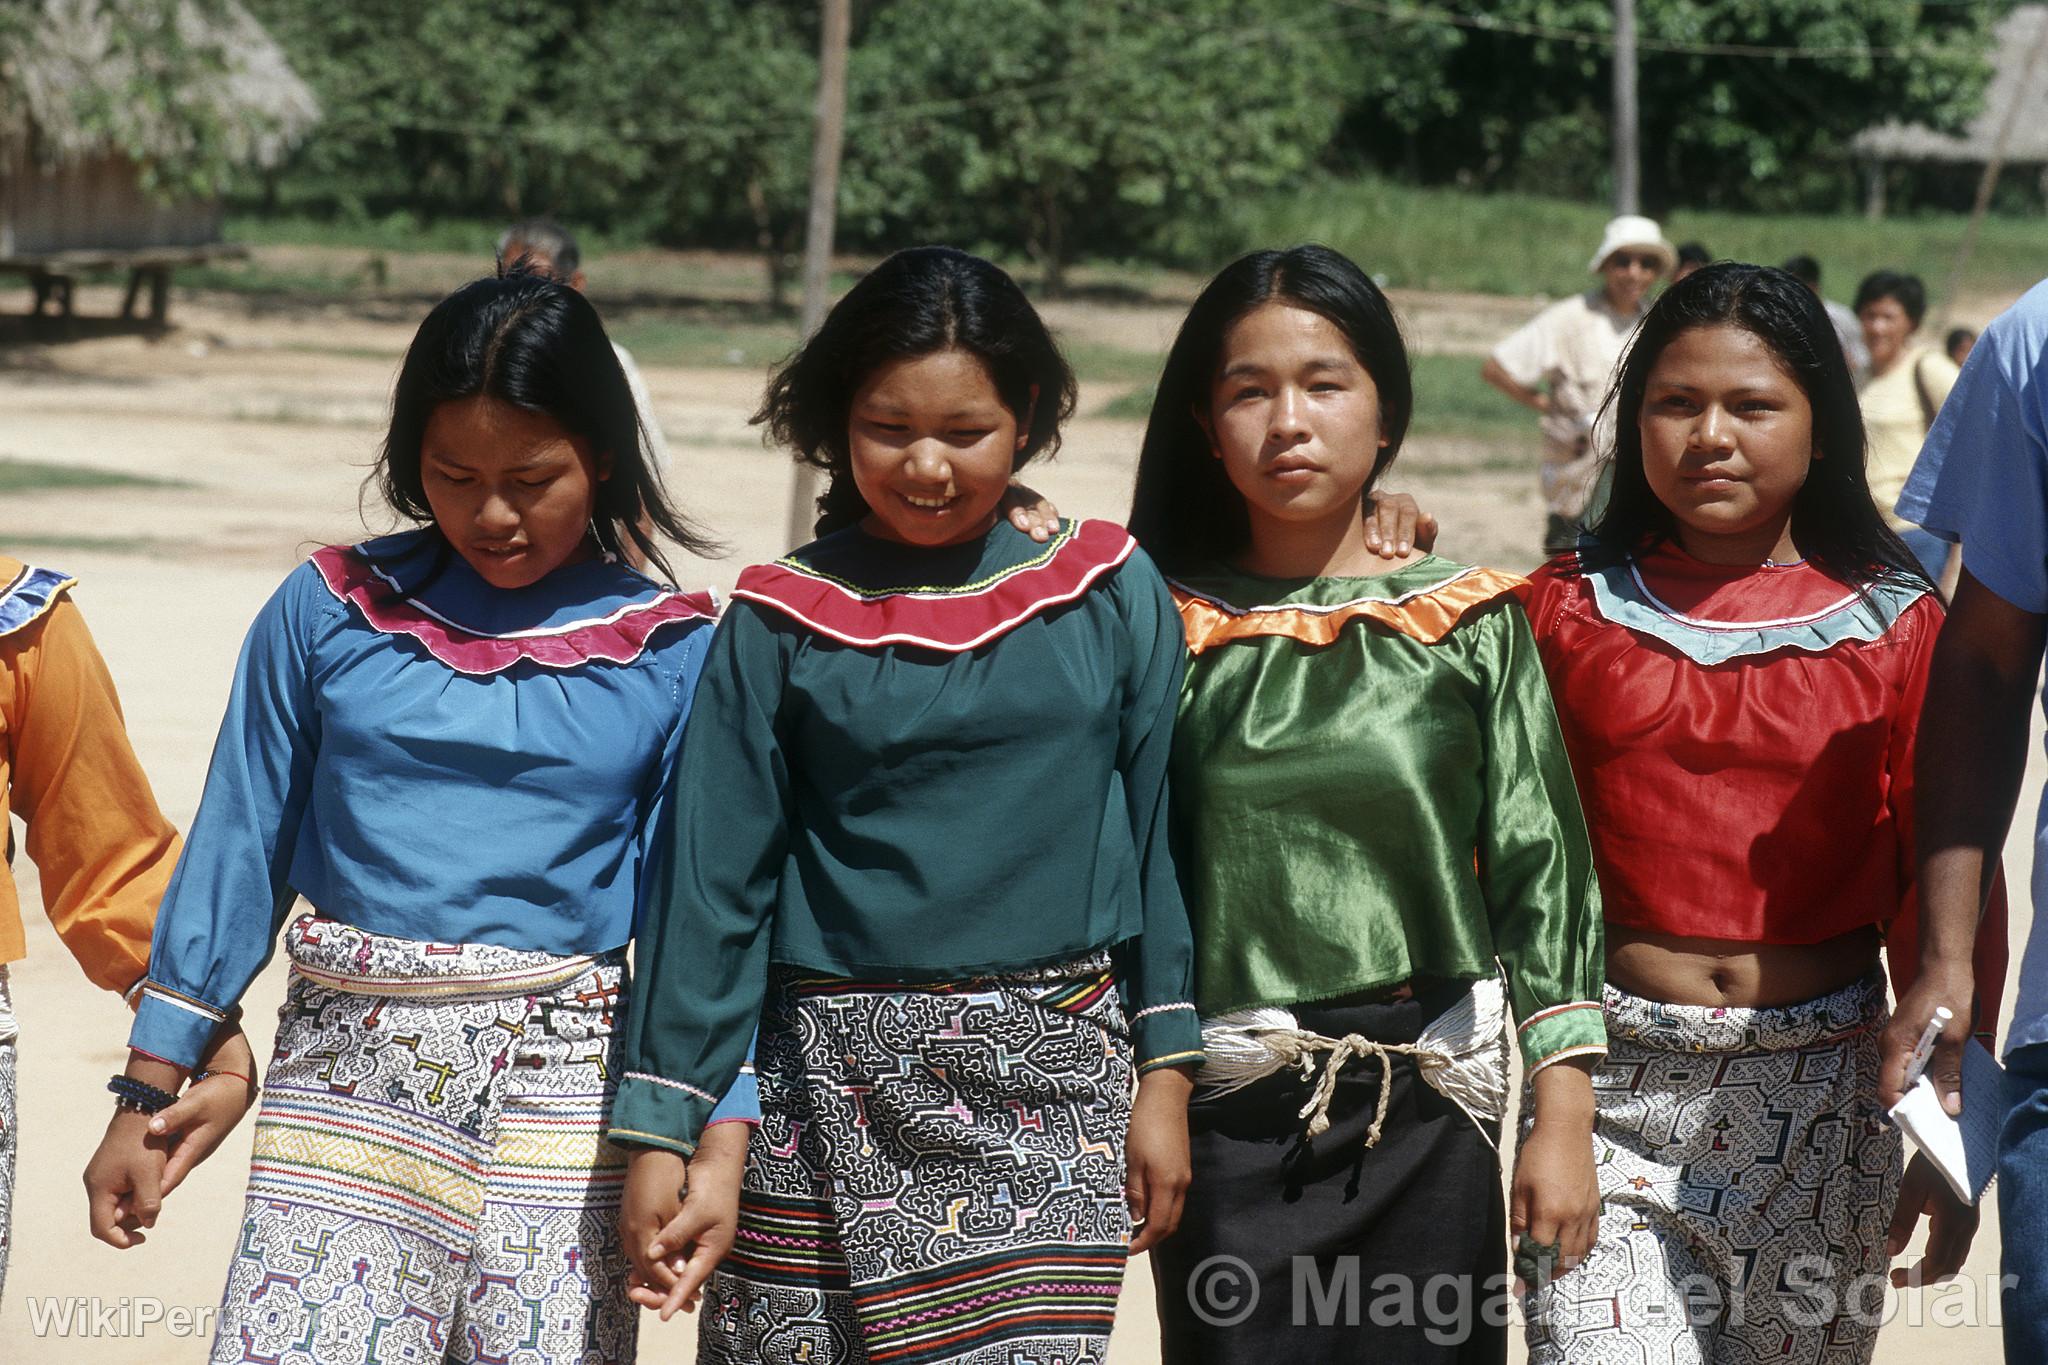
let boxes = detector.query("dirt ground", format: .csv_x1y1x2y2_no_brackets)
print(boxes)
0,277,2030,1362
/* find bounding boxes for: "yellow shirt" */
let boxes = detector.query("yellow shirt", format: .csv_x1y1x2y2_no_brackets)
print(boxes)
0,560,178,992
1859,346,1959,527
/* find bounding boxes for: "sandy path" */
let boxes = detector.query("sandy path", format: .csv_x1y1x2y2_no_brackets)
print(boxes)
0,292,2025,1361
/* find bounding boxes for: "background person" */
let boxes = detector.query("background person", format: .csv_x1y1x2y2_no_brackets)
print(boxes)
1673,241,1711,283
1946,326,1977,367
1483,214,1673,551
1783,253,1871,374
1855,270,1958,583
498,217,674,478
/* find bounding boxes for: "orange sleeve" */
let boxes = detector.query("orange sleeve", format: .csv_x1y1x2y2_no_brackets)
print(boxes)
8,595,180,994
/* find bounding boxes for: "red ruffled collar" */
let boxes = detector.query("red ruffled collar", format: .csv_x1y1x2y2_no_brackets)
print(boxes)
311,543,717,676
730,518,1135,652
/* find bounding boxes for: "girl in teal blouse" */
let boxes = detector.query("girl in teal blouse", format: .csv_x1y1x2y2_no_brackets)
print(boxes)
1130,246,1603,1363
613,247,1202,1363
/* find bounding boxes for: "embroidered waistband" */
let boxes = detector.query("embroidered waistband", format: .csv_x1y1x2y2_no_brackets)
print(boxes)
283,914,618,1000
1602,968,1886,1054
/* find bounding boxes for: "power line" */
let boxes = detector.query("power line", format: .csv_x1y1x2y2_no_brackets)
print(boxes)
1332,0,1979,61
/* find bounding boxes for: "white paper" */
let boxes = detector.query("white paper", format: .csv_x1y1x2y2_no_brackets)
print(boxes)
1887,1040,2003,1204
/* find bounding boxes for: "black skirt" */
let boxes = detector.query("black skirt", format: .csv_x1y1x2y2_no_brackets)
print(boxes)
1152,983,1508,1365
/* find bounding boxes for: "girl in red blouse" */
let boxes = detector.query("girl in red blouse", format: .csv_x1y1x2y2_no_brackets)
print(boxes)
1517,262,2007,1364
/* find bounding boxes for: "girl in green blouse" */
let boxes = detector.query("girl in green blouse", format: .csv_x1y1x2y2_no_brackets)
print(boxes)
1129,245,1604,1363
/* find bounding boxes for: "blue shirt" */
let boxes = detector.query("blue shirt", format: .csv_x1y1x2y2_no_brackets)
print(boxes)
129,529,719,1069
1896,276,2048,1054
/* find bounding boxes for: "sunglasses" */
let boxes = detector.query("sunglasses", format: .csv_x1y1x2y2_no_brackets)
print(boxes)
1607,252,1664,272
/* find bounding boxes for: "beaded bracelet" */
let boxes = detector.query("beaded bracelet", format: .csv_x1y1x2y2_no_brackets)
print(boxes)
107,1075,178,1116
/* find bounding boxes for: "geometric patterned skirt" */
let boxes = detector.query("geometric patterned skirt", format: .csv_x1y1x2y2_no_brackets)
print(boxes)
208,915,634,1365
1524,970,1902,1365
697,953,1135,1365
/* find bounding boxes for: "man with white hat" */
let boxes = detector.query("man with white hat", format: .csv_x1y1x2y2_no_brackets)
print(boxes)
1482,213,1674,550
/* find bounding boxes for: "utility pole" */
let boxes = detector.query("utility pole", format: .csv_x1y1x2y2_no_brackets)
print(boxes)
784,0,852,548
1940,15,2048,330
1612,0,1639,215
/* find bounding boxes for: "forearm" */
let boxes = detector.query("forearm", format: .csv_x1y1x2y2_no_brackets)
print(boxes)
1527,1055,1595,1129
1916,622,2038,971
1481,358,1548,414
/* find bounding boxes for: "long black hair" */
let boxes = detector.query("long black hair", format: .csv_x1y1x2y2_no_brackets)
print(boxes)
1588,261,1923,587
1127,245,1413,576
372,270,718,582
756,246,1078,538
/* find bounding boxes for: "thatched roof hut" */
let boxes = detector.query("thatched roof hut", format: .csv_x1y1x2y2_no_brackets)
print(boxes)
1854,5,2048,181
0,0,317,261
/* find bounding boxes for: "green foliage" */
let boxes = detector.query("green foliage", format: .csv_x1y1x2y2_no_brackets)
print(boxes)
1341,0,2016,212
1215,173,2048,305
844,0,1375,286
240,0,576,219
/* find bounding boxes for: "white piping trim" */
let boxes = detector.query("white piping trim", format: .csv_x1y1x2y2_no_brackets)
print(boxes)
1132,1002,1197,1021
1169,565,1481,620
360,557,708,641
1623,560,1863,633
623,1071,721,1105
734,538,1133,652
140,987,229,1022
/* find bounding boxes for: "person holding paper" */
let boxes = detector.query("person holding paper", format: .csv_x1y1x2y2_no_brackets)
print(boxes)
1883,277,2048,1364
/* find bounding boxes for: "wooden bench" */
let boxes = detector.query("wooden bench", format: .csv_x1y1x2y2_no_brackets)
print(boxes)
0,243,250,324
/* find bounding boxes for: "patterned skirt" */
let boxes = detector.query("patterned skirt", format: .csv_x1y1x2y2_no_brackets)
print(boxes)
698,954,1135,1365
210,914,634,1365
1524,970,1901,1365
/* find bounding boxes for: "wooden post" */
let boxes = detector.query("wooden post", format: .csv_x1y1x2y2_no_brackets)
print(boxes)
784,0,853,550
1941,16,2048,329
1612,0,1639,215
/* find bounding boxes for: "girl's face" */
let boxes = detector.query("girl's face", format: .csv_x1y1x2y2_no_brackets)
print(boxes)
1858,295,1916,373
420,396,608,589
1639,324,1814,563
849,349,1028,547
1202,302,1385,533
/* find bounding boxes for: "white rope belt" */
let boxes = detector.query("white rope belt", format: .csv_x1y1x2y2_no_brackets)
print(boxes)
1197,976,1511,1147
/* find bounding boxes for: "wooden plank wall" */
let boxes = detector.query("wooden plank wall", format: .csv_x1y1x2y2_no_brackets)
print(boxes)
0,136,222,257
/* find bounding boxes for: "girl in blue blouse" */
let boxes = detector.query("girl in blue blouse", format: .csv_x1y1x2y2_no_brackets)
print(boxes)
82,271,755,1365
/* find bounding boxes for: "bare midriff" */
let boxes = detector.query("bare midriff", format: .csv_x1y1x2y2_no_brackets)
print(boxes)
1606,923,1882,1009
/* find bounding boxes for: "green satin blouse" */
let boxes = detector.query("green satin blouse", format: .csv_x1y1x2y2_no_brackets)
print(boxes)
1168,557,1606,1070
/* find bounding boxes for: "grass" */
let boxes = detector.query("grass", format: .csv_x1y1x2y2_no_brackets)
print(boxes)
0,458,189,493
1092,354,1532,440
606,316,799,369
1219,175,2048,306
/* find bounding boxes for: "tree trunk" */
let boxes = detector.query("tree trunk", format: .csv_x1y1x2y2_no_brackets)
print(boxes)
746,174,789,312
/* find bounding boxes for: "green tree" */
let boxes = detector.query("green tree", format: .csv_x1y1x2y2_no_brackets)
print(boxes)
240,0,574,220
551,0,816,307
845,0,1402,289
1340,0,2015,212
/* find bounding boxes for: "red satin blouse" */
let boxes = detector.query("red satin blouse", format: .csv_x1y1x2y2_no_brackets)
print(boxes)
1521,543,2006,1018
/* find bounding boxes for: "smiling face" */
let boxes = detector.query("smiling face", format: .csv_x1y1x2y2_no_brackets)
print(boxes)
1638,323,1814,563
420,395,607,588
1202,302,1385,539
1601,249,1664,314
1858,295,1916,374
848,349,1026,547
